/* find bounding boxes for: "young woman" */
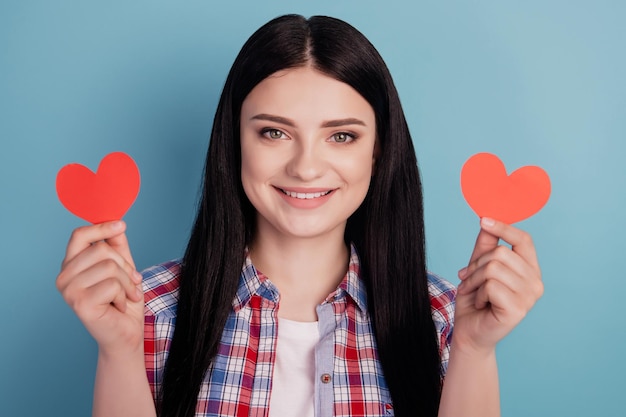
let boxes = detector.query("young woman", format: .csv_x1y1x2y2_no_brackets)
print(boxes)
56,14,543,417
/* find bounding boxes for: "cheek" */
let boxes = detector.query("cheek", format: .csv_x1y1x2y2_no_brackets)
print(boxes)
240,144,279,208
341,150,375,183
240,144,260,196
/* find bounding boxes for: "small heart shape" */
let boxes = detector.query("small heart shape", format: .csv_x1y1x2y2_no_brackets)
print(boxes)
56,152,141,224
460,152,551,224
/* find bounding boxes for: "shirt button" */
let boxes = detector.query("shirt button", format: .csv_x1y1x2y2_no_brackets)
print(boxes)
320,373,332,384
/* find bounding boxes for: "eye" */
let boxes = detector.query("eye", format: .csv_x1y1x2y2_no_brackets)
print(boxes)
261,128,286,140
330,132,356,143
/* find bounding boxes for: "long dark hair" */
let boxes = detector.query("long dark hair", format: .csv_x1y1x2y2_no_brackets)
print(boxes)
159,14,441,417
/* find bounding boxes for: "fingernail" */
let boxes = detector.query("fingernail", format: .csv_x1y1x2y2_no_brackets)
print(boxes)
458,267,468,279
133,271,143,284
481,217,496,227
135,287,143,300
110,221,123,231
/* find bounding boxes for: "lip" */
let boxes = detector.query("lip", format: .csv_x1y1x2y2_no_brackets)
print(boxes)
273,186,335,209
276,186,333,193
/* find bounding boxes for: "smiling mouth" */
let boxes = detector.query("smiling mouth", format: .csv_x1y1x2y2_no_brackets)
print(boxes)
278,188,333,200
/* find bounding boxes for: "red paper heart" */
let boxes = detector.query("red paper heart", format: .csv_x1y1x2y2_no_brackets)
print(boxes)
460,152,551,224
56,152,140,224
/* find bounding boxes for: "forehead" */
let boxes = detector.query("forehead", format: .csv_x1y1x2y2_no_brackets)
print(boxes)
241,67,375,125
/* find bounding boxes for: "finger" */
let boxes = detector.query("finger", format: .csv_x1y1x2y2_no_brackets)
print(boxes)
58,240,140,292
105,231,136,270
459,246,535,294
83,277,129,317
88,257,143,302
458,259,525,296
474,278,528,324
63,221,127,267
478,218,539,270
61,257,143,305
466,218,500,266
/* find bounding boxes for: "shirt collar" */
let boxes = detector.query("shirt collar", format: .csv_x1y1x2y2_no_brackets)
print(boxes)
232,243,368,312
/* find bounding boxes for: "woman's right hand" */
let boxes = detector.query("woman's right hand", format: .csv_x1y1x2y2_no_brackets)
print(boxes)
56,221,145,356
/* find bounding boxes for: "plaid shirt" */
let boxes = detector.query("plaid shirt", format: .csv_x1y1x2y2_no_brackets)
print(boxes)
143,245,456,417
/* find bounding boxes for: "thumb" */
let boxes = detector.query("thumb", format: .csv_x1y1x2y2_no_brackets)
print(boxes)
467,217,500,265
105,228,136,270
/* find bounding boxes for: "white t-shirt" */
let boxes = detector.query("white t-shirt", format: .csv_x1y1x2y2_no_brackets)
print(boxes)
268,318,320,417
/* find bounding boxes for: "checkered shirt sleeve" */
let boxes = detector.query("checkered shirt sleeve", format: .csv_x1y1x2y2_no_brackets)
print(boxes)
427,273,457,380
142,260,181,407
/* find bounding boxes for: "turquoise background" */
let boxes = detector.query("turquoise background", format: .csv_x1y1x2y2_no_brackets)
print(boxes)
1,1,624,415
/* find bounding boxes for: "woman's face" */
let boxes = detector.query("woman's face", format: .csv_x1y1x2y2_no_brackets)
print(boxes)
240,66,377,241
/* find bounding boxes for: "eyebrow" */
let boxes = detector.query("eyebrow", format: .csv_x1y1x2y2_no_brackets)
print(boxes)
250,113,367,128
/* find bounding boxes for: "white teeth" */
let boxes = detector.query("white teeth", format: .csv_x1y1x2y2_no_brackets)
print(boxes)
282,189,331,199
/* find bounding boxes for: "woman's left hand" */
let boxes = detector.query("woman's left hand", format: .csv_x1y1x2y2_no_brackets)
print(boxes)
453,217,544,354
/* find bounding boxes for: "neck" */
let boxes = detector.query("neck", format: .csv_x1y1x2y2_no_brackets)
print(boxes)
249,223,349,321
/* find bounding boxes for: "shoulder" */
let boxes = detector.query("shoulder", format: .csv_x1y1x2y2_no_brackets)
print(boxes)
141,259,182,317
427,272,456,326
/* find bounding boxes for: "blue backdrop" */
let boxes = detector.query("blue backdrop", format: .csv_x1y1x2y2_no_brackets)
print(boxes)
1,1,624,416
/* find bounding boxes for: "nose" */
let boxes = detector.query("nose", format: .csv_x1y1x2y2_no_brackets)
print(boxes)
286,139,326,181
